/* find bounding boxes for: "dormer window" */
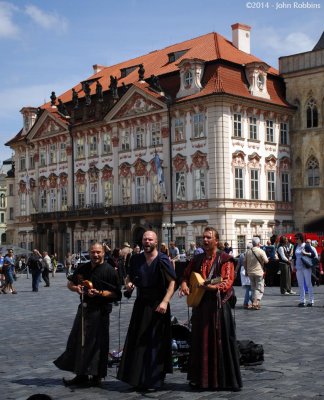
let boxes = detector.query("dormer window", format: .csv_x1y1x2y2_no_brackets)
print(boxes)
168,49,188,63
184,71,193,88
245,62,270,99
20,107,38,134
257,74,264,90
120,66,137,78
176,58,205,99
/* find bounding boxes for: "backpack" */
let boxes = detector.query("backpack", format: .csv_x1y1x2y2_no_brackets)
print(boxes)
237,340,264,366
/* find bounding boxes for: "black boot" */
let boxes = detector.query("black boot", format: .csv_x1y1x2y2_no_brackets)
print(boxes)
63,374,89,386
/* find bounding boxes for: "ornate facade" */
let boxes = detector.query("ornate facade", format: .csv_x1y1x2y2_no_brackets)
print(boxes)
6,24,295,261
279,32,324,233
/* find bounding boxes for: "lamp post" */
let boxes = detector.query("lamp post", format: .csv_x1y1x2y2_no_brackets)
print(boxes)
67,118,75,254
162,222,176,245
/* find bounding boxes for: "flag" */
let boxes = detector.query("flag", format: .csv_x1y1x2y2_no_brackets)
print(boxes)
154,152,166,197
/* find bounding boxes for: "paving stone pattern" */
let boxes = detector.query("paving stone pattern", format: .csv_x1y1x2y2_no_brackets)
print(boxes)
1,273,324,400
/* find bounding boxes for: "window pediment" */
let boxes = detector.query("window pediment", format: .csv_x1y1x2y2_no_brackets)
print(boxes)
173,153,188,172
133,158,147,176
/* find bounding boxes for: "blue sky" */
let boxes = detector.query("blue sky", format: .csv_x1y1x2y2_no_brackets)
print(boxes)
0,0,323,163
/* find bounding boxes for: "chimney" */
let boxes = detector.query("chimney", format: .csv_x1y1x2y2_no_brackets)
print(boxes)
93,64,105,74
231,23,251,54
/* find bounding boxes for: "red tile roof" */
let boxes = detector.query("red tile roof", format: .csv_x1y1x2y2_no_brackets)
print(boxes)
42,31,282,109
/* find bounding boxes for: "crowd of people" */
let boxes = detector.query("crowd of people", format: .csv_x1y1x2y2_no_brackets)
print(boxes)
1,229,324,395
235,233,323,310
0,248,60,294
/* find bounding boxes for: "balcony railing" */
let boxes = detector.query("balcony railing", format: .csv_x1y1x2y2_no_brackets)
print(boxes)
31,202,163,222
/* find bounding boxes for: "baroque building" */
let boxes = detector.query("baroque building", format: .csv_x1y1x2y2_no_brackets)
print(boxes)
6,23,294,260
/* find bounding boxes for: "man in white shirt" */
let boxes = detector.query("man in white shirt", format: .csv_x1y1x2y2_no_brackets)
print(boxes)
42,251,51,287
244,237,269,310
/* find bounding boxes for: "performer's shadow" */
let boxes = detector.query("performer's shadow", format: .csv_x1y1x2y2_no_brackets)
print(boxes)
12,378,62,387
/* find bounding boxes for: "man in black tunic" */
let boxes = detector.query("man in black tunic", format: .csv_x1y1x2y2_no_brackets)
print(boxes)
54,243,121,387
117,230,176,392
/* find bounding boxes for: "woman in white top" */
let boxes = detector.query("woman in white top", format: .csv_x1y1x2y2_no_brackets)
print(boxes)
292,233,315,307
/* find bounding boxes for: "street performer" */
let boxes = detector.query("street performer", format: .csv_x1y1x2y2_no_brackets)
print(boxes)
54,242,121,387
180,226,242,391
117,230,176,392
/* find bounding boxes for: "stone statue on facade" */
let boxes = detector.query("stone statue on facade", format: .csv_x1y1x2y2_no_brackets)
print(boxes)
72,88,79,109
83,82,91,105
138,64,145,81
57,99,69,117
50,91,56,107
96,81,104,102
150,74,163,93
109,75,119,100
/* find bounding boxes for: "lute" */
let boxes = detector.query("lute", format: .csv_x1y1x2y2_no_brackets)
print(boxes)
187,271,222,307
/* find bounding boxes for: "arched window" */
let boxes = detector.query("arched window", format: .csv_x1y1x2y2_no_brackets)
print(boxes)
0,194,5,208
306,99,318,128
307,157,319,187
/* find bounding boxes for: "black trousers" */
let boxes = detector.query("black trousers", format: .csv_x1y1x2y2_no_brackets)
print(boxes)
279,262,291,293
42,269,50,286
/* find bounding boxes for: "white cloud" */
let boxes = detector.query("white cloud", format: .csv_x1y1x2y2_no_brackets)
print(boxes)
25,4,68,33
0,1,20,38
255,27,315,58
0,79,76,118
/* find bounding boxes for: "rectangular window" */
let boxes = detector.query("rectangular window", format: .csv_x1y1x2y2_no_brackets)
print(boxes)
76,138,84,159
193,113,204,138
49,144,56,164
135,127,145,149
250,169,259,200
90,183,98,204
9,207,14,220
282,173,289,202
121,130,130,151
29,154,35,169
40,190,47,212
151,122,161,146
103,181,113,206
175,236,186,252
266,120,274,142
267,171,276,200
193,169,206,200
102,133,111,154
235,168,244,199
175,171,186,201
233,113,242,138
20,156,26,171
237,235,246,255
249,117,258,140
78,184,85,208
136,176,146,203
9,184,14,196
60,143,67,162
61,187,67,211
50,189,56,211
280,123,288,145
121,177,131,205
20,193,26,216
40,149,46,166
174,118,185,142
89,136,97,157
0,213,4,223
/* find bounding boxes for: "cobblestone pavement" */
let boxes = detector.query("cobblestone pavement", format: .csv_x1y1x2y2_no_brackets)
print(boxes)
1,272,324,400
